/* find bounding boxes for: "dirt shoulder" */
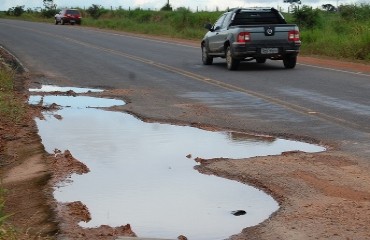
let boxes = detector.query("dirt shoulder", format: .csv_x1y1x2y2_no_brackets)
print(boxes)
196,151,370,239
0,48,58,238
1,45,370,240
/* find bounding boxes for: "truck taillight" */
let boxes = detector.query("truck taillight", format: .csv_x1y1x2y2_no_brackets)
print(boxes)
237,32,251,43
288,30,300,42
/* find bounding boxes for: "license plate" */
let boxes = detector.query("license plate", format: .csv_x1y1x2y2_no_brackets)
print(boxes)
261,48,279,54
70,20,75,23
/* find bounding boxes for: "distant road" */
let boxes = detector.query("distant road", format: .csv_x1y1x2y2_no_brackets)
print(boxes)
1,19,370,157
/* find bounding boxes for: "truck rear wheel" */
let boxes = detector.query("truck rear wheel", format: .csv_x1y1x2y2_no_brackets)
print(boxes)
202,45,213,65
283,54,297,69
226,46,240,70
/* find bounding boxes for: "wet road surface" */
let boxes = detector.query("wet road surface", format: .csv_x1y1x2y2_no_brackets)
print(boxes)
1,19,370,157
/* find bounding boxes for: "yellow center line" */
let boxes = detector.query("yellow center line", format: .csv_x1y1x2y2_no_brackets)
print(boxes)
5,22,368,132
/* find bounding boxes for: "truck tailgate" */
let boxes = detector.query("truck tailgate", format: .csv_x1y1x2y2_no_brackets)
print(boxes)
236,24,299,43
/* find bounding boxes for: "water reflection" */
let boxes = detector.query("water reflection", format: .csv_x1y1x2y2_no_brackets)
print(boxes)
29,85,103,93
29,95,124,108
32,90,324,240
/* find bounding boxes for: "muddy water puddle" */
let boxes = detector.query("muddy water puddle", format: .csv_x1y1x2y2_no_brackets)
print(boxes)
30,86,325,240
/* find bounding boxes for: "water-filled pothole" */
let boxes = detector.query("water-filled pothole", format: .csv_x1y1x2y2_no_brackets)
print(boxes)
30,86,325,240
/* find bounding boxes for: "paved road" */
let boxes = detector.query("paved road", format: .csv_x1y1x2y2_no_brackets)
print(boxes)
1,19,370,158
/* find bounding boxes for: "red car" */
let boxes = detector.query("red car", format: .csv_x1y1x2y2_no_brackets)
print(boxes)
55,9,82,25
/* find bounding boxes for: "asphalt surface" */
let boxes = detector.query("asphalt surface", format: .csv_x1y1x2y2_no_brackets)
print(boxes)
1,19,369,159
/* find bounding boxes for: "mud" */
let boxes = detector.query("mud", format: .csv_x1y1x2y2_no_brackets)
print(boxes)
201,151,370,240
0,48,59,238
1,44,370,240
56,200,136,239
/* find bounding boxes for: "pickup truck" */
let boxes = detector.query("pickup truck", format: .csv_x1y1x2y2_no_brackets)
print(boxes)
201,8,301,70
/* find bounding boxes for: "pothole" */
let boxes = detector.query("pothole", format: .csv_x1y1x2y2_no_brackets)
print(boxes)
30,85,325,240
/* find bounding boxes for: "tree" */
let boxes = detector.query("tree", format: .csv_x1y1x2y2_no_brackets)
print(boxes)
322,4,336,12
87,4,104,19
7,5,25,16
176,7,190,12
41,0,57,18
292,5,322,29
284,0,302,13
283,0,302,4
338,4,370,21
161,1,173,11
43,0,56,10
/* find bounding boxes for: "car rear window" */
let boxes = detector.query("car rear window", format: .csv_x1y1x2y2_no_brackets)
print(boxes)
232,11,286,25
66,10,80,15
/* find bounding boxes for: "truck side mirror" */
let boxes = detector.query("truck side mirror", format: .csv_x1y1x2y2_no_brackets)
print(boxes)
204,23,213,31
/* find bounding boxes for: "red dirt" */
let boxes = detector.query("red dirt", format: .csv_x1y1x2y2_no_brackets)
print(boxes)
194,151,370,239
1,44,370,240
299,55,370,74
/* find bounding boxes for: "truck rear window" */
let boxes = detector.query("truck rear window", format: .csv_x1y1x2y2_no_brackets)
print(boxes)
232,12,286,25
66,10,80,15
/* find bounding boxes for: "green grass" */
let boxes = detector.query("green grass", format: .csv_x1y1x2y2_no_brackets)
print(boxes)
0,12,53,23
0,67,27,239
1,5,370,62
0,67,21,239
0,66,50,238
0,68,25,123
0,187,16,240
82,9,219,40
297,10,370,61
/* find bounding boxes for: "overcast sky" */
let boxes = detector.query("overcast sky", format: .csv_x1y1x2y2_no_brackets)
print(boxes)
0,0,365,11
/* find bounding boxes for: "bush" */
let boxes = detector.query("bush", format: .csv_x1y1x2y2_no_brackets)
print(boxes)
41,8,57,18
292,5,322,29
87,4,106,19
6,6,25,16
0,167,15,239
161,3,173,11
339,4,370,21
41,0,57,18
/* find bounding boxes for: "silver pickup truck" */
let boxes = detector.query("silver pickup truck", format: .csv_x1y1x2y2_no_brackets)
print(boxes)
201,8,301,70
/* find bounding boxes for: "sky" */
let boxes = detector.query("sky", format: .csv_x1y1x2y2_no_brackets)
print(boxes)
0,0,366,11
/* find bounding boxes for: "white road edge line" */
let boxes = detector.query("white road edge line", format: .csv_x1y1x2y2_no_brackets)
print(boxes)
298,63,370,77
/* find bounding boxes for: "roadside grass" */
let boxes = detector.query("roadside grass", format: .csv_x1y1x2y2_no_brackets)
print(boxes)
0,60,54,240
301,29,370,61
88,6,370,62
0,66,25,239
0,12,52,23
0,188,17,240
82,9,218,40
299,13,370,61
1,5,370,62
0,5,368,239
0,68,25,123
